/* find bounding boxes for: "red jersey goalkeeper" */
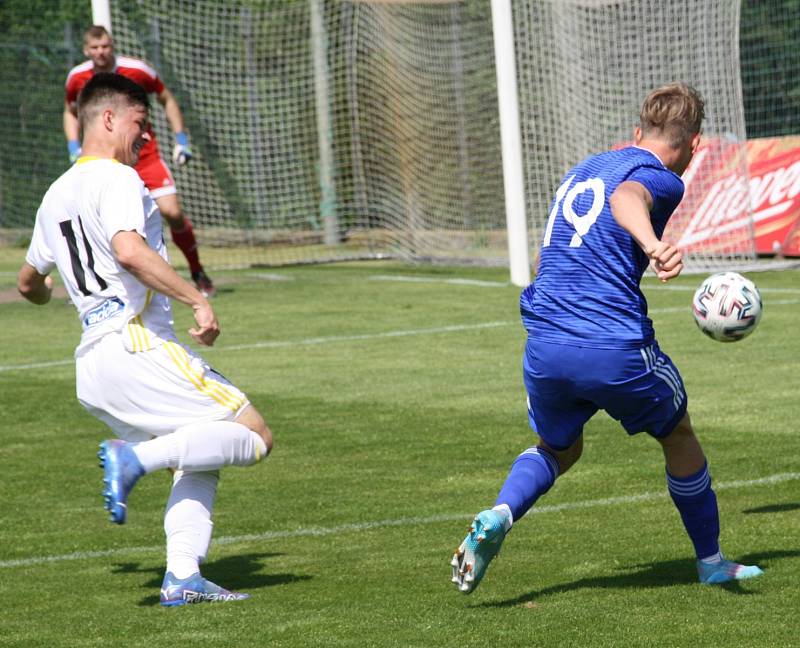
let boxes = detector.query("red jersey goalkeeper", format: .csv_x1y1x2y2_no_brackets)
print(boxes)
64,25,215,297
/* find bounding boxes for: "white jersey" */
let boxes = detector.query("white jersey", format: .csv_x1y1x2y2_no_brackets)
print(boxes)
26,157,176,354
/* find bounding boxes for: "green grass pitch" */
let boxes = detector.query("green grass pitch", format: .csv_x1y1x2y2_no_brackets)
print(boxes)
1,248,798,647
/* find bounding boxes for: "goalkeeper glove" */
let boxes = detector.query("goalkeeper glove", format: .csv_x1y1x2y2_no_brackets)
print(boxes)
67,139,81,164
172,132,192,166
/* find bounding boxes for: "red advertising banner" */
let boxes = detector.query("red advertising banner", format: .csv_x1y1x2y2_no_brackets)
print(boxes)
745,137,800,256
667,138,752,255
665,136,800,256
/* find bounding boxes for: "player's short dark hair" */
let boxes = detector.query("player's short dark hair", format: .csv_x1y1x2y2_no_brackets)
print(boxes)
83,25,111,43
640,83,705,148
77,73,150,134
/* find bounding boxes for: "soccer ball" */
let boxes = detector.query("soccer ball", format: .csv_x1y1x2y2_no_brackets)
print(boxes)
691,272,762,342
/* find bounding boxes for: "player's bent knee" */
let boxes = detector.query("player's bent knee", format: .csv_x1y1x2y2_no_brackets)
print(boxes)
658,412,696,447
540,436,582,474
163,211,185,229
257,425,273,456
235,405,273,456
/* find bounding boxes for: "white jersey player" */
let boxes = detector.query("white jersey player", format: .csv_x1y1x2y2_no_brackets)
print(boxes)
27,158,173,355
18,73,273,606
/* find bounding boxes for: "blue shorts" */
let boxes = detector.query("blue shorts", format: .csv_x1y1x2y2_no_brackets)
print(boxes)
523,339,687,451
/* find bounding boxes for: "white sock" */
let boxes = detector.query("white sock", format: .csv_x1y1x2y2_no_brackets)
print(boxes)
132,421,268,473
700,550,725,565
492,503,514,531
164,470,218,579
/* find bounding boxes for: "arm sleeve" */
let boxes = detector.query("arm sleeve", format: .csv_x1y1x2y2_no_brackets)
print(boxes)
150,74,165,95
25,213,56,275
98,168,148,242
130,67,164,95
65,75,79,104
628,166,685,216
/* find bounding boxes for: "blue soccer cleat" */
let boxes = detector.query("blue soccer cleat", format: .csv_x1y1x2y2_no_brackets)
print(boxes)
160,572,251,606
697,558,764,584
451,509,509,594
97,439,144,524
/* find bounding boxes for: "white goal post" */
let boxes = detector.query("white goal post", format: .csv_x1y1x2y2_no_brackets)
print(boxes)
91,0,112,32
491,0,530,287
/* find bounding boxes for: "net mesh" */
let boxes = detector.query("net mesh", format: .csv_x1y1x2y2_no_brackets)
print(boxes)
4,1,798,271
109,0,504,268
513,0,755,269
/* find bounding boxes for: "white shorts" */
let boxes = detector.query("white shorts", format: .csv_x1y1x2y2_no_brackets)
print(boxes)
76,332,250,442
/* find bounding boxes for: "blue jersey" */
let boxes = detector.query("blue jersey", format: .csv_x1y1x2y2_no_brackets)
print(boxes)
521,147,685,349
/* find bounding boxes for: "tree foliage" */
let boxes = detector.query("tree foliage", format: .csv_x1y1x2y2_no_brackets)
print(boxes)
740,0,800,137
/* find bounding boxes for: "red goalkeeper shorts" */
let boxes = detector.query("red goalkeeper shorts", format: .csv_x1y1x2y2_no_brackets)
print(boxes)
135,143,176,199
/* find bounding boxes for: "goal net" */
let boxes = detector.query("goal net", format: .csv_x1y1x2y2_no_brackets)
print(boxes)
512,0,755,271
109,0,504,268
106,0,753,271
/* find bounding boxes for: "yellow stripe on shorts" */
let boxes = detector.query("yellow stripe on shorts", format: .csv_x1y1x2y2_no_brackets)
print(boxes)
126,315,152,353
163,341,244,412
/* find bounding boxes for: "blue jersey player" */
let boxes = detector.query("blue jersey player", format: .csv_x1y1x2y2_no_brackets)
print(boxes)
451,83,763,594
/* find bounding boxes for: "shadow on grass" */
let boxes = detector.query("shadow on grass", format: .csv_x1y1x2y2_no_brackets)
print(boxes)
479,549,800,608
111,552,311,607
743,502,800,514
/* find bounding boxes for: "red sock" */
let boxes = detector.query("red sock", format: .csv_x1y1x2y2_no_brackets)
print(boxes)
170,218,202,274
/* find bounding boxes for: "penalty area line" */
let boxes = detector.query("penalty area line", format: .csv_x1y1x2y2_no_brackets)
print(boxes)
1,471,797,569
0,321,517,372
2,297,799,373
369,274,509,288
0,299,800,373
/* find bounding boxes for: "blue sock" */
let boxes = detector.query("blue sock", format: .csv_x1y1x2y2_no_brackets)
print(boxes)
495,446,559,522
666,462,720,560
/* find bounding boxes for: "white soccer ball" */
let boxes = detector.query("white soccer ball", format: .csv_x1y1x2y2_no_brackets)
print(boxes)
691,272,762,342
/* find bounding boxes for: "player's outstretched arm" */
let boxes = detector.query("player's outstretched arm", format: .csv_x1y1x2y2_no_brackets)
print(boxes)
17,264,53,305
63,99,81,163
112,230,219,346
157,88,192,166
610,181,683,282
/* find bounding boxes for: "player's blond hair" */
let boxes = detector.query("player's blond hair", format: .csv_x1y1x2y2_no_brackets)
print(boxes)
83,25,112,44
639,83,705,149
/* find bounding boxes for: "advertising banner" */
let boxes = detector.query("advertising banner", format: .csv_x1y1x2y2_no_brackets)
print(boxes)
665,136,800,256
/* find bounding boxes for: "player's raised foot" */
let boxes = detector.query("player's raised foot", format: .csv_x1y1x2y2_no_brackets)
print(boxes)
191,269,216,298
451,508,509,594
697,558,764,584
97,439,144,525
160,571,251,606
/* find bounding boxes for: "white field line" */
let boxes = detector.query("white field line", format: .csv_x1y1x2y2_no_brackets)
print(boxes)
0,358,75,372
218,320,513,352
0,321,515,373
370,274,508,287
245,273,294,282
3,298,799,374
1,471,797,570
370,274,800,295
